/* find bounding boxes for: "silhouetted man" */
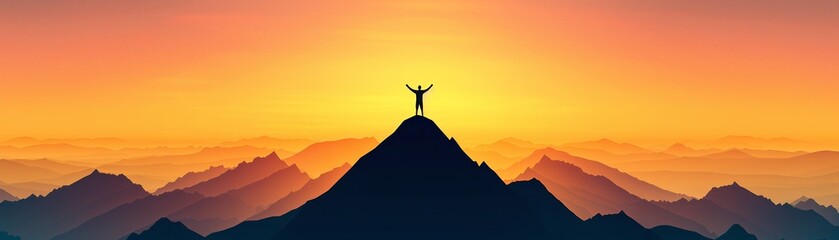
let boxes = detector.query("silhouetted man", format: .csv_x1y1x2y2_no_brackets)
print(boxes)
406,84,433,116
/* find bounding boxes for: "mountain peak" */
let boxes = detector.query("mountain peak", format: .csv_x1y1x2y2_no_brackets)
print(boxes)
328,116,486,195
384,116,448,143
540,155,552,162
77,169,133,185
792,196,812,205
263,115,554,239
127,218,203,240
716,224,758,240
665,143,696,153
703,182,774,208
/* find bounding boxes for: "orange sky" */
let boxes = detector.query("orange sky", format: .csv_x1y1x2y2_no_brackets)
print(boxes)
1,0,838,146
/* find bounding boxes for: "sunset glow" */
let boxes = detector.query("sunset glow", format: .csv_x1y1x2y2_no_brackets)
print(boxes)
2,1,839,146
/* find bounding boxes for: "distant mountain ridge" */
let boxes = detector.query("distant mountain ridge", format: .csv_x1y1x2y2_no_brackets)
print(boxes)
499,148,689,201
792,196,839,226
0,170,149,240
655,182,839,240
183,152,288,197
514,157,712,237
154,166,228,195
54,190,205,240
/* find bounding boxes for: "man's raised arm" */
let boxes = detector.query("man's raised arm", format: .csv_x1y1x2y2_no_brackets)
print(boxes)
425,84,433,91
406,84,415,91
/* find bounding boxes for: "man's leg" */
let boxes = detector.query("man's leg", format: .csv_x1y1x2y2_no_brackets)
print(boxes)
415,103,419,115
419,103,424,116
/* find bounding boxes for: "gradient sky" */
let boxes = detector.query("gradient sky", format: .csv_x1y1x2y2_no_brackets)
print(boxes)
2,0,838,145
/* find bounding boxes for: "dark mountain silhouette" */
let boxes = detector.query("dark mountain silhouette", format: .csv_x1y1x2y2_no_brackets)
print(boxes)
0,170,149,240
652,225,711,240
154,166,227,195
183,152,288,197
269,116,554,239
283,137,377,177
514,156,712,237
793,196,839,226
500,148,689,201
208,210,299,240
0,231,20,240
250,163,351,220
54,190,205,240
652,197,767,238
211,116,702,240
655,182,839,240
716,224,758,240
569,211,662,240
169,164,310,235
126,218,204,240
212,116,561,239
167,194,253,236
507,178,582,238
0,188,16,202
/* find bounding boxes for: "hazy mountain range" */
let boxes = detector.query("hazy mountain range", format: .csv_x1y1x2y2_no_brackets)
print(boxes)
1,117,838,239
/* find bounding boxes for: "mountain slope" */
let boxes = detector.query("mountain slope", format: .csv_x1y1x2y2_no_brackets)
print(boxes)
250,163,350,220
568,211,662,240
651,225,711,240
183,152,288,197
793,196,839,226
507,178,582,238
0,170,149,240
54,190,205,240
656,183,839,240
126,218,204,240
270,116,552,239
716,224,758,240
499,148,688,201
514,157,712,237
0,188,16,202
170,164,310,235
154,166,228,195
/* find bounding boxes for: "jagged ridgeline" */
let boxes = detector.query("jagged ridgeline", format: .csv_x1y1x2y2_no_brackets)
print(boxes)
205,116,663,240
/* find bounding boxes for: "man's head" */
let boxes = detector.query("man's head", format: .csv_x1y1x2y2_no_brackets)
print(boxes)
418,85,422,90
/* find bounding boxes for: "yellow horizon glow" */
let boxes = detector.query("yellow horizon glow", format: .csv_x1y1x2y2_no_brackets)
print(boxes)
1,0,838,147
